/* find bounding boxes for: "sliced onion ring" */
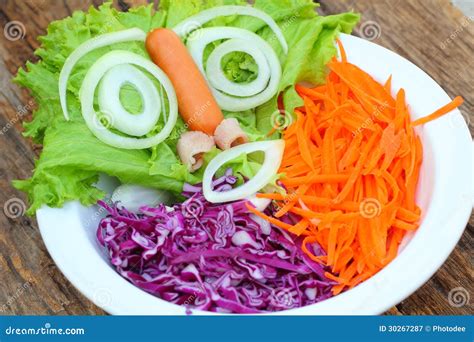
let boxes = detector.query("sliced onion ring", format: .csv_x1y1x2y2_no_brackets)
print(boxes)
173,5,288,54
203,140,285,203
98,64,160,137
187,27,281,112
59,28,146,121
79,50,178,150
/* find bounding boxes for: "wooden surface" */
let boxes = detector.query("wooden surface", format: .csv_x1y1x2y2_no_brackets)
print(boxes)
0,0,472,315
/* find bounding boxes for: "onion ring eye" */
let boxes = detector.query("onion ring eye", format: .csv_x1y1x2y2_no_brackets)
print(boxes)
187,27,282,112
206,39,271,97
98,64,161,137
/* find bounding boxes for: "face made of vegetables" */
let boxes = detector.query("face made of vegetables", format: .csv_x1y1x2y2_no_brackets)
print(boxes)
20,2,464,313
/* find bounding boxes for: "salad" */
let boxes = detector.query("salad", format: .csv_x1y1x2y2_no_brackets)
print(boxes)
14,0,463,313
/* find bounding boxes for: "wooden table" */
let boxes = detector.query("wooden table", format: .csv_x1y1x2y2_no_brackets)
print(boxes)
0,0,472,315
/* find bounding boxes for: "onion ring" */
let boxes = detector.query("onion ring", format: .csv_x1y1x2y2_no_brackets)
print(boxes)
187,27,281,112
59,28,146,121
79,50,178,149
173,5,287,112
203,140,285,203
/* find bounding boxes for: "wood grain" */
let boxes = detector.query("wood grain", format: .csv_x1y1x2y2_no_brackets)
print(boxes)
0,0,472,315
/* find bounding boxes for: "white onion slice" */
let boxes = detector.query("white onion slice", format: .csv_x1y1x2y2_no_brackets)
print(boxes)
173,5,288,54
98,64,160,137
203,140,285,203
112,184,173,213
79,50,178,149
59,28,146,120
187,27,281,112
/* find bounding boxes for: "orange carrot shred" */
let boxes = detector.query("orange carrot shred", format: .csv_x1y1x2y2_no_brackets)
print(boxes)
336,38,347,63
412,96,464,126
250,41,463,294
384,75,392,94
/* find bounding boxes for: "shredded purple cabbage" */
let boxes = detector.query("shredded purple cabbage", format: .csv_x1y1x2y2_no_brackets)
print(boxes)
97,170,335,313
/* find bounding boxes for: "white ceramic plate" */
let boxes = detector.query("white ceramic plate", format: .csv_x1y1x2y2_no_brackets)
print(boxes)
37,33,473,315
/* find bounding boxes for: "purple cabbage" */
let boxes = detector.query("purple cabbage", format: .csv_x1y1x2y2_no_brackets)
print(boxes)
97,170,335,313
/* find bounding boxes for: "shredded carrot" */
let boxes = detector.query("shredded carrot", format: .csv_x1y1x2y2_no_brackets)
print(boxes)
257,41,464,295
412,96,464,126
336,38,347,63
384,75,392,93
281,173,349,187
246,203,293,231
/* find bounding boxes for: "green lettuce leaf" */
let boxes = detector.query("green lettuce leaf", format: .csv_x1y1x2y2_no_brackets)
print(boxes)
221,52,259,84
14,0,358,214
14,3,170,214
251,5,360,133
160,0,247,28
14,122,183,213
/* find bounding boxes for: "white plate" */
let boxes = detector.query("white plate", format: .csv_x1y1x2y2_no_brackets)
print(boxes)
37,33,473,315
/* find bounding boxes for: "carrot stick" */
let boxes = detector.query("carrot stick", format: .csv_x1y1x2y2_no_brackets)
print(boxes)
384,75,392,94
245,203,293,231
412,96,464,126
336,38,347,63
